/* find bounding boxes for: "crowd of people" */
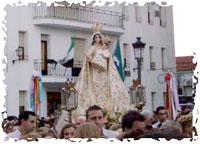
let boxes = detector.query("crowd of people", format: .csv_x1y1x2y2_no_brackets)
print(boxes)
2,104,195,141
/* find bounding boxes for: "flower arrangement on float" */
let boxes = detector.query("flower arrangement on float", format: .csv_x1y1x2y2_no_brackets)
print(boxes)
103,103,136,129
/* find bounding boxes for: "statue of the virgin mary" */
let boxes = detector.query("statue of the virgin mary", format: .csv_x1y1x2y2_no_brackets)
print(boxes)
75,23,130,116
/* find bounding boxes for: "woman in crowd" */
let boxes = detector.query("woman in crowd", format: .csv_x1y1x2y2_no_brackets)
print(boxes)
59,123,76,139
74,122,101,138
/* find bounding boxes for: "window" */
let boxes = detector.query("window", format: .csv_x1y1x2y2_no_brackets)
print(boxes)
177,75,183,95
123,43,130,69
73,38,85,68
135,3,142,23
151,92,156,111
159,6,167,27
122,5,129,21
19,91,25,114
149,46,153,62
124,71,131,77
184,86,193,97
19,31,25,60
178,88,183,95
163,92,166,107
149,46,156,70
161,47,165,69
147,3,154,24
71,38,85,77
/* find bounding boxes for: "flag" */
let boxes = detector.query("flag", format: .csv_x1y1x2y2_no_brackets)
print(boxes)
113,39,124,81
165,72,181,120
57,39,75,67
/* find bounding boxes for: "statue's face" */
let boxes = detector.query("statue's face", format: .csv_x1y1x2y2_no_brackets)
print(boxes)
94,34,101,44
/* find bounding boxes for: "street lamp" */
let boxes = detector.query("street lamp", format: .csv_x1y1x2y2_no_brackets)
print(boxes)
132,37,146,83
129,80,146,112
129,37,146,112
12,47,24,64
61,79,78,123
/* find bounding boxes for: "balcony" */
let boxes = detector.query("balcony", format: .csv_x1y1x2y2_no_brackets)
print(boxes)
33,59,81,82
34,59,66,76
33,5,124,35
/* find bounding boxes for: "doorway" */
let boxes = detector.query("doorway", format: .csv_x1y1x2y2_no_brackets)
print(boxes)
47,92,61,116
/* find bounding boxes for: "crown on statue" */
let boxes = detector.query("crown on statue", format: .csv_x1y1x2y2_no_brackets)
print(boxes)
92,22,103,33
103,35,111,44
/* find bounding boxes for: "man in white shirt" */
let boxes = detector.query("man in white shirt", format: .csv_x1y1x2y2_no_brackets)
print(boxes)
153,106,168,128
4,111,36,141
86,105,119,138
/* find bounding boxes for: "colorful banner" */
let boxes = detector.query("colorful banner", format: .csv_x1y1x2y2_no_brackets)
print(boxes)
30,70,43,115
165,72,181,120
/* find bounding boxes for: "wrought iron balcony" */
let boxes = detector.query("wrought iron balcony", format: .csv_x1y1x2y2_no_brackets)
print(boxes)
33,59,83,77
33,5,124,29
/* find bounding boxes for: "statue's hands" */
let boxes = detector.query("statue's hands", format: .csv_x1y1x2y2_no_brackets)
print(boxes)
86,55,92,62
102,44,108,50
101,54,109,60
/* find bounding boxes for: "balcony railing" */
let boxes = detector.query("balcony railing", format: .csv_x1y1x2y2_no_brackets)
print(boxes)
33,5,124,28
34,59,67,76
34,59,83,77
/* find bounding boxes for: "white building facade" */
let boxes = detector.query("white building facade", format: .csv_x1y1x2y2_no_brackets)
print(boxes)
5,2,176,117
176,56,196,107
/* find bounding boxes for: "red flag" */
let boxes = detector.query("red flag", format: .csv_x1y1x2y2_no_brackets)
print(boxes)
165,73,171,109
